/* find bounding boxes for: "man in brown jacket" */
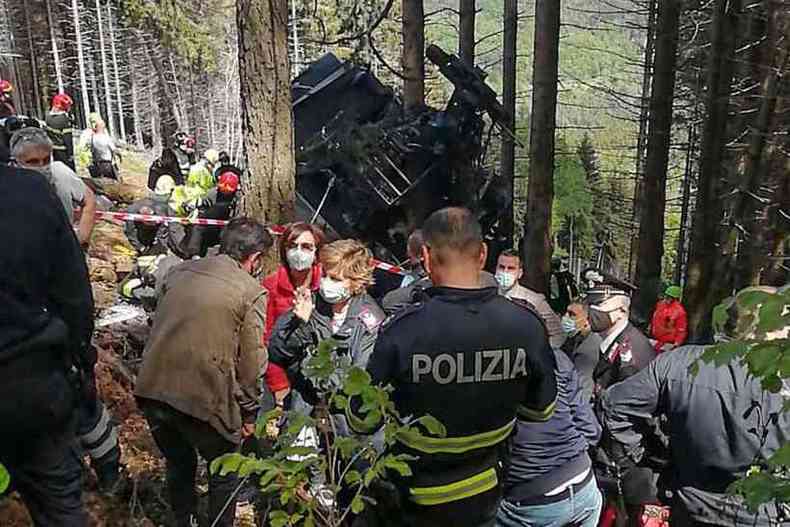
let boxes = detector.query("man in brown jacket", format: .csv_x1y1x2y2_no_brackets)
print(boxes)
135,217,272,527
495,249,566,349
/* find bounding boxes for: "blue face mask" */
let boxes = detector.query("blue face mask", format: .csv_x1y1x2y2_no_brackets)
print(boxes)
495,271,517,291
561,314,579,337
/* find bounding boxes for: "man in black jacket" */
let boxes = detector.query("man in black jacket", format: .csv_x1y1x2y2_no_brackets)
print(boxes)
582,271,655,394
601,287,790,527
351,207,558,527
0,164,94,526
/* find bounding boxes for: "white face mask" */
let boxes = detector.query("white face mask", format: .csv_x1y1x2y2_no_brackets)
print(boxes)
319,277,350,304
286,248,315,271
495,271,517,291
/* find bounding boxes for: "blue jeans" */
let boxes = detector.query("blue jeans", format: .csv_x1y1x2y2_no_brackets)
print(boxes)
496,476,603,527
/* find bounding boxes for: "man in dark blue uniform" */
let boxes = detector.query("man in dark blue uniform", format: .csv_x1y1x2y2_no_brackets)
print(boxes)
350,207,558,527
0,164,94,525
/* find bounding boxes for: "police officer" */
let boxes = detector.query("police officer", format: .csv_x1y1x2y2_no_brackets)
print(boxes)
583,269,661,526
582,269,655,394
46,93,76,171
0,164,94,525
351,207,558,527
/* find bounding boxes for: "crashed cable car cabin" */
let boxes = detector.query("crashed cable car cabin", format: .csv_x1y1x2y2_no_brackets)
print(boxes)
292,45,512,266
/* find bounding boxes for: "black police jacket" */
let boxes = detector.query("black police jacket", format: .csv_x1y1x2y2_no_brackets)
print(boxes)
269,293,384,406
353,286,558,510
602,345,790,527
593,322,655,392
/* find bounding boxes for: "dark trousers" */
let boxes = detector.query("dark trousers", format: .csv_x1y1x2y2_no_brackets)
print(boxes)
140,399,240,527
0,416,86,526
77,393,121,483
90,160,117,180
52,149,75,171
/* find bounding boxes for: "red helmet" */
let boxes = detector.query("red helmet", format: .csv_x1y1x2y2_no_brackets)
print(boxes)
217,171,240,194
52,93,73,110
0,80,12,95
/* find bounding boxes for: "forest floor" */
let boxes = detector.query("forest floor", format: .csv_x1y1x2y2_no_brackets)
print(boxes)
0,150,257,526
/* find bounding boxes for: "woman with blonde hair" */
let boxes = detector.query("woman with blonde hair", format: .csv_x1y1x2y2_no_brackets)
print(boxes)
268,239,384,407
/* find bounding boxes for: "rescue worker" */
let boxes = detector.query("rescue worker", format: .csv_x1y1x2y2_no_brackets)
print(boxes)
88,117,119,180
186,148,219,193
560,301,602,403
148,147,184,190
352,207,558,527
602,287,790,527
0,163,94,526
495,249,566,349
0,79,15,118
11,127,97,248
498,349,602,527
172,131,195,176
46,93,75,170
648,285,688,353
584,271,655,394
181,169,241,257
124,175,177,254
135,218,272,527
11,127,122,491
269,239,384,411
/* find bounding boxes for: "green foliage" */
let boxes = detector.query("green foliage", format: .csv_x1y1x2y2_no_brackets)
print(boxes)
210,339,442,526
0,463,9,495
697,287,790,510
121,0,223,70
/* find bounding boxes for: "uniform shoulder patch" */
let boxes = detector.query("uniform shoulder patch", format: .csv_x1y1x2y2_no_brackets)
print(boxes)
358,307,383,332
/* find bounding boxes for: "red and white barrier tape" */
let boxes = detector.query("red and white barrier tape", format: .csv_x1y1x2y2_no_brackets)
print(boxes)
96,210,406,276
94,210,231,227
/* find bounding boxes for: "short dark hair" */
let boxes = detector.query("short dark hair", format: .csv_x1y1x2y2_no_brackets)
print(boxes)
422,207,482,263
498,248,521,263
220,217,273,262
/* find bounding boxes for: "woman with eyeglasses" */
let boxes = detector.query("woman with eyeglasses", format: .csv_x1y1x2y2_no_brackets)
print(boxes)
261,222,325,402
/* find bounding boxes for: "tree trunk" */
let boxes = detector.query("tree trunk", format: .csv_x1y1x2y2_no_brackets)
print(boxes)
732,9,790,288
89,50,101,119
633,0,681,323
685,0,740,341
45,0,64,94
128,44,143,147
237,0,296,255
628,0,657,280
402,0,425,110
500,0,517,246
459,0,476,66
22,0,43,117
144,37,179,145
72,0,90,121
522,0,560,294
107,2,126,142
95,0,115,135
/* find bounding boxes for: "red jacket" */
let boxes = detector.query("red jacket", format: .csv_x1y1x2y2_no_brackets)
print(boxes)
261,265,322,392
650,299,688,350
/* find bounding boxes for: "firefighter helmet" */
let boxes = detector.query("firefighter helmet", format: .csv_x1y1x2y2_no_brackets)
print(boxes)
217,171,240,194
51,93,74,111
